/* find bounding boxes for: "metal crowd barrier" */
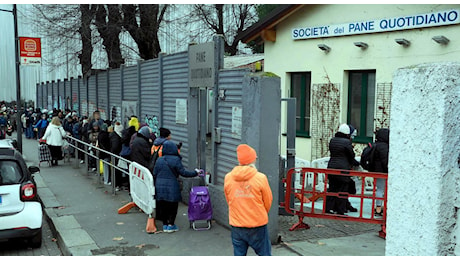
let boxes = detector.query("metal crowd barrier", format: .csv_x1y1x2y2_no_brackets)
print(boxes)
281,167,388,239
65,135,132,195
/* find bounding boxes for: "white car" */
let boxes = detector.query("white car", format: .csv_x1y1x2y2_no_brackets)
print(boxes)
0,139,42,248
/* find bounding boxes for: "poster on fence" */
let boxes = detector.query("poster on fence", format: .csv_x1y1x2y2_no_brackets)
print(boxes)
231,106,242,139
175,99,187,125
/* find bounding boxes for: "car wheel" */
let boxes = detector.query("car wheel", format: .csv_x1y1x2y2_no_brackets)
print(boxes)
29,228,42,248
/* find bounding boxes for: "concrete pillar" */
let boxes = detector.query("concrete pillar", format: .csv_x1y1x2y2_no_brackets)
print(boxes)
241,73,281,244
387,62,460,255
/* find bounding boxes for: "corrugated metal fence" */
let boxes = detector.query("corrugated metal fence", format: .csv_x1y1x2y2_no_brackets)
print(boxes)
213,68,249,185
35,51,200,168
36,48,255,179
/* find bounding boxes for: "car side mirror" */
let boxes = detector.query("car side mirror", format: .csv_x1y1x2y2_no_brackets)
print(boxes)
29,166,40,174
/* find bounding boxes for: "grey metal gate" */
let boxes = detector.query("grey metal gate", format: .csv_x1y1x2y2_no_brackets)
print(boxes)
212,68,250,185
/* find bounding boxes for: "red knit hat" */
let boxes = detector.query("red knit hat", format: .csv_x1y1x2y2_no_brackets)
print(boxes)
237,144,257,165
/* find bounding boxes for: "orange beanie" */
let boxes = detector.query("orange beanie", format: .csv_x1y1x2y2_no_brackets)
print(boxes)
237,144,257,165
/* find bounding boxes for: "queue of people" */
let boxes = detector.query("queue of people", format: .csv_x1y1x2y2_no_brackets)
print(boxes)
3,101,391,256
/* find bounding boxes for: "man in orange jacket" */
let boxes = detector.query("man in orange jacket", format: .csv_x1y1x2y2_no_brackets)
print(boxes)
224,144,273,256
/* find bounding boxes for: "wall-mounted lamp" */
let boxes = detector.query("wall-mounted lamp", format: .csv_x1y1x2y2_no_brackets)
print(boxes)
432,35,449,45
317,44,331,53
395,38,410,47
353,42,368,49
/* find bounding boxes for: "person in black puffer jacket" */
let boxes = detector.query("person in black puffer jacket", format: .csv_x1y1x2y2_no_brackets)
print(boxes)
326,123,360,215
130,126,153,169
371,128,389,215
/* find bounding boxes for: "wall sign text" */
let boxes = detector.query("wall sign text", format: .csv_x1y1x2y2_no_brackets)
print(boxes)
292,9,459,40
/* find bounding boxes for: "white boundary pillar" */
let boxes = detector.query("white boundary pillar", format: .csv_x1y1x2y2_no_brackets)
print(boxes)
386,62,460,255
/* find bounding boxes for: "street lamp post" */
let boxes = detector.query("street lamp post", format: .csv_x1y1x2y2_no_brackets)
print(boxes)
0,4,22,153
13,4,23,153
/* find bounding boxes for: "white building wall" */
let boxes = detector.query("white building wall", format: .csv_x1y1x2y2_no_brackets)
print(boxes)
263,4,460,161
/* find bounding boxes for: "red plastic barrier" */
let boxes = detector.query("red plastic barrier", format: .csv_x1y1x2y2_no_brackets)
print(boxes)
281,167,387,238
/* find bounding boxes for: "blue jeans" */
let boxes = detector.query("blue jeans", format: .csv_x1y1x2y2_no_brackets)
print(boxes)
25,125,34,138
231,225,271,256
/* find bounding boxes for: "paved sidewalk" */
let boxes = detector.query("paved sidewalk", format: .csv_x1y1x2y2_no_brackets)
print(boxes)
20,136,385,256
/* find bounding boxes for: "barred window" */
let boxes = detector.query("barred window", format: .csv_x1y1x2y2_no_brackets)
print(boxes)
290,72,311,137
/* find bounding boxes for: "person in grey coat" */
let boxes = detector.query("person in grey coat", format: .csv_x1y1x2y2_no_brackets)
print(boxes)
153,140,199,233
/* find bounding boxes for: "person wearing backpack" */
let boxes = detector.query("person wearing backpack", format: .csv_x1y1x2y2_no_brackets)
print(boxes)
370,128,390,216
149,127,183,173
151,127,171,157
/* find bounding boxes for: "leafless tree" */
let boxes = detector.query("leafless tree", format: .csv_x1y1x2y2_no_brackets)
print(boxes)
94,4,124,69
79,4,96,77
186,4,258,55
28,4,169,77
26,5,84,76
121,4,169,60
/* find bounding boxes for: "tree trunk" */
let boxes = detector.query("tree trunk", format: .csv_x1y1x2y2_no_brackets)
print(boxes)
122,4,167,60
95,4,124,68
79,4,94,77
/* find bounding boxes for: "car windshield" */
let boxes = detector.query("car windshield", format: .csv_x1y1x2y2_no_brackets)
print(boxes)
0,160,22,185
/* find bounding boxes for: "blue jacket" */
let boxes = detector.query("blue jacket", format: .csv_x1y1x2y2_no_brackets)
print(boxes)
72,123,81,139
33,119,48,129
153,140,196,202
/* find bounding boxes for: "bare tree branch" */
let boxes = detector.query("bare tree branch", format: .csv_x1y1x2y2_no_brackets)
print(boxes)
186,4,258,55
121,4,168,60
94,4,124,69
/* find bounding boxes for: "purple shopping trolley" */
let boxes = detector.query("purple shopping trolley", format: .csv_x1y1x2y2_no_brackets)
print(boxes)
188,186,212,231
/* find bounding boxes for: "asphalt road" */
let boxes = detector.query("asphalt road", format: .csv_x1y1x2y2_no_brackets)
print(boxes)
0,212,62,256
